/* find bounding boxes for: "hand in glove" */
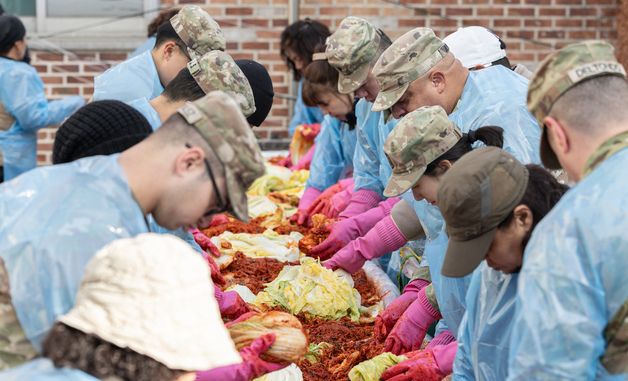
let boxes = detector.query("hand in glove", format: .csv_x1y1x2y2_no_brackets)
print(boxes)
374,278,430,342
338,189,382,218
385,288,442,355
323,214,407,273
307,178,353,218
291,187,322,226
214,288,250,320
195,334,286,381
310,197,399,260
380,347,450,381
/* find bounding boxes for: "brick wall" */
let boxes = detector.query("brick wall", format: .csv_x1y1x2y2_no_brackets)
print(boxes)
33,0,618,165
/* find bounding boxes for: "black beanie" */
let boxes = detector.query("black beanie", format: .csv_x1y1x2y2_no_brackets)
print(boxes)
53,100,153,164
0,15,26,55
236,59,274,127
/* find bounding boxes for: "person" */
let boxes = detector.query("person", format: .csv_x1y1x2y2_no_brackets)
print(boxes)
93,5,225,102
127,50,255,130
0,91,265,368
443,26,533,79
236,59,275,127
319,28,541,283
0,15,85,181
0,233,282,380
52,100,153,164
280,19,328,136
290,45,358,225
130,7,181,58
325,106,504,363
507,41,628,379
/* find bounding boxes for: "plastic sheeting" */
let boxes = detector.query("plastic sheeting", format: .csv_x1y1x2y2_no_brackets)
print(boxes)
453,263,518,381
0,155,148,350
93,50,164,102
0,57,84,180
507,149,628,381
305,115,357,192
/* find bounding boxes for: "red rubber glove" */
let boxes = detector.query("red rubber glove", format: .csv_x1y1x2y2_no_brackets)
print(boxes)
192,228,221,258
214,288,251,320
385,288,442,355
307,178,353,217
291,187,322,226
380,348,447,381
375,278,430,342
310,197,399,260
195,334,286,381
323,214,408,273
338,188,382,218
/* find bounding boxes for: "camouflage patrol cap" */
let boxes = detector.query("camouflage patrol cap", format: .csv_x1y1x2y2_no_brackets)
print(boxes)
438,147,529,277
170,5,226,58
176,91,264,222
372,28,449,112
528,40,626,169
383,105,462,197
326,16,381,94
187,51,256,117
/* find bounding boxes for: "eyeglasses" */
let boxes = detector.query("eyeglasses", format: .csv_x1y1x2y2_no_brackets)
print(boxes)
185,143,231,218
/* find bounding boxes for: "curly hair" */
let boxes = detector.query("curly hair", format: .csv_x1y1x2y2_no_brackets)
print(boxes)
147,8,180,37
42,323,186,381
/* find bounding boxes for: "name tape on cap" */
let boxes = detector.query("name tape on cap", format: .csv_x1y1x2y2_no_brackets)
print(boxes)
568,61,627,83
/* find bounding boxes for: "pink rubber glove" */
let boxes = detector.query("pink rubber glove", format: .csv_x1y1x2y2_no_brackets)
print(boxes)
291,187,322,226
431,341,457,375
323,214,407,273
385,288,442,355
192,228,221,258
290,144,315,171
310,197,400,260
195,334,286,381
426,330,456,350
203,251,226,287
380,348,448,381
374,278,430,342
321,188,352,218
307,178,353,217
338,188,382,218
214,287,251,320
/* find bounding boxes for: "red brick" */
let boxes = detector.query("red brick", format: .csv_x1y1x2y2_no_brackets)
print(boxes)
41,76,63,84
568,30,598,39
84,64,110,72
51,65,80,73
226,41,239,50
524,19,552,27
273,19,288,27
462,18,491,27
100,53,128,61
243,18,269,27
430,18,459,27
399,18,427,27
33,64,48,72
568,7,597,16
539,7,567,16
36,53,64,61
52,87,80,95
461,0,489,4
226,7,253,15
538,30,565,39
554,19,583,27
507,7,535,16
493,19,522,27
67,75,94,84
242,42,270,50
477,8,504,15
446,7,473,15
321,7,349,15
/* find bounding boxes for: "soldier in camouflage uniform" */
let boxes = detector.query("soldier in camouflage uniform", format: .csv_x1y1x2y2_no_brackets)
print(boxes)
94,5,225,102
127,49,255,130
0,91,264,370
508,40,628,379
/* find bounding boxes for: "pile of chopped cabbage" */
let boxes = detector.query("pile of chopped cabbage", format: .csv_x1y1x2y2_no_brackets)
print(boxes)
211,230,304,268
348,353,407,381
255,258,361,321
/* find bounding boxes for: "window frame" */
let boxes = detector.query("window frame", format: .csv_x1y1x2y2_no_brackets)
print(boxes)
18,0,161,50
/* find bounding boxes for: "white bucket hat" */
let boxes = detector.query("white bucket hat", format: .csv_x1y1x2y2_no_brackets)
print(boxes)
59,233,242,371
443,26,507,69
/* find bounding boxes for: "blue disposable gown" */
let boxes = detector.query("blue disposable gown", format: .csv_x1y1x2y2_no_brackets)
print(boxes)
288,79,324,136
453,262,519,381
449,65,541,165
305,115,357,192
0,358,98,381
0,155,149,350
507,148,628,381
127,97,162,130
93,50,164,102
129,36,156,58
0,57,84,180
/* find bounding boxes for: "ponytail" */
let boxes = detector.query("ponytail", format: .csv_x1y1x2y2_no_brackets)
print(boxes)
424,126,504,176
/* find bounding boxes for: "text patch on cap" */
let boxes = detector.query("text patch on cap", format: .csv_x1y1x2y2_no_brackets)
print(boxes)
567,61,627,83
187,59,202,76
178,102,204,125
